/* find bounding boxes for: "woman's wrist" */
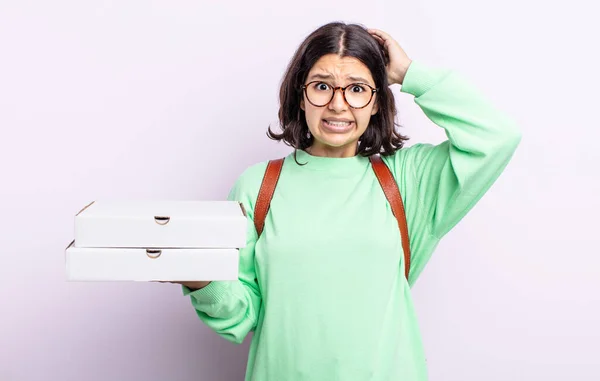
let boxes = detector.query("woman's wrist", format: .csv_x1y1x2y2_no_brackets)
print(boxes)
182,281,212,291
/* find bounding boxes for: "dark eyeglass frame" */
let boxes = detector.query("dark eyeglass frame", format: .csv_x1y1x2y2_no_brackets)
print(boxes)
300,81,379,109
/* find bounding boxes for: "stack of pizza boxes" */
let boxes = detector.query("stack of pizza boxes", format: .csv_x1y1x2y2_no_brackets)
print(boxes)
65,200,247,281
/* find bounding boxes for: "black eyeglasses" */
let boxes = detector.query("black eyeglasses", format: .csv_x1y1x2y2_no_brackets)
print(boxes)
301,81,378,109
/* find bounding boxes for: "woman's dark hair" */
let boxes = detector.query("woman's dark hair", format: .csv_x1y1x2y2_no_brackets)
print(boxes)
267,21,409,162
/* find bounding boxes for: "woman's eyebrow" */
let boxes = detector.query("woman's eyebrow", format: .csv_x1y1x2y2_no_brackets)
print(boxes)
307,73,372,84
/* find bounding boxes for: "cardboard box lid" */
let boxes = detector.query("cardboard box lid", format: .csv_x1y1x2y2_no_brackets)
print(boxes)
76,200,247,220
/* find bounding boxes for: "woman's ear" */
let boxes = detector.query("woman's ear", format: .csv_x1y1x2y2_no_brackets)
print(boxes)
300,97,305,111
371,100,379,115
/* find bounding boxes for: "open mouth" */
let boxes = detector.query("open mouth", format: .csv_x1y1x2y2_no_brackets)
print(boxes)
322,119,354,132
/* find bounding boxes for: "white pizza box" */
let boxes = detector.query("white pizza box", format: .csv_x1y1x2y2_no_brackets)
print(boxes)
74,200,247,249
65,241,239,281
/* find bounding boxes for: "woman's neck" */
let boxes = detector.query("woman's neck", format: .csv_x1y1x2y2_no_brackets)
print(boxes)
306,142,358,158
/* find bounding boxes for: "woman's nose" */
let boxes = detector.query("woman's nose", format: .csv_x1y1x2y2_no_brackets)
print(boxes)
329,88,348,111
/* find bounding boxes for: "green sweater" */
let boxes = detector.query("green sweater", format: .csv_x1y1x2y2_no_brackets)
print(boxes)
182,60,521,380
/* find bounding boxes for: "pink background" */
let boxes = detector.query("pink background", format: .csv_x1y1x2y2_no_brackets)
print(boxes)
1,1,599,380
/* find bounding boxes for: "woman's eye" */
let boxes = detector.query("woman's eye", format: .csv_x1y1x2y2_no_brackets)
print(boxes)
315,82,330,91
351,85,366,93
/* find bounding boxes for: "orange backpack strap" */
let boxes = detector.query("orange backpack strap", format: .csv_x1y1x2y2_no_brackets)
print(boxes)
254,158,284,237
369,155,411,281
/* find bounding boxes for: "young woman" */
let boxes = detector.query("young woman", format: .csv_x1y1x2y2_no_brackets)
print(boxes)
175,22,521,380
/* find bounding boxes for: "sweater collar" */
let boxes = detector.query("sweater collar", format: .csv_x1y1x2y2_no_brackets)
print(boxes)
288,149,370,176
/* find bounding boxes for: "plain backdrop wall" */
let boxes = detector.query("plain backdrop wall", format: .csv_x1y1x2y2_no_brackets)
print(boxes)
1,1,599,380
